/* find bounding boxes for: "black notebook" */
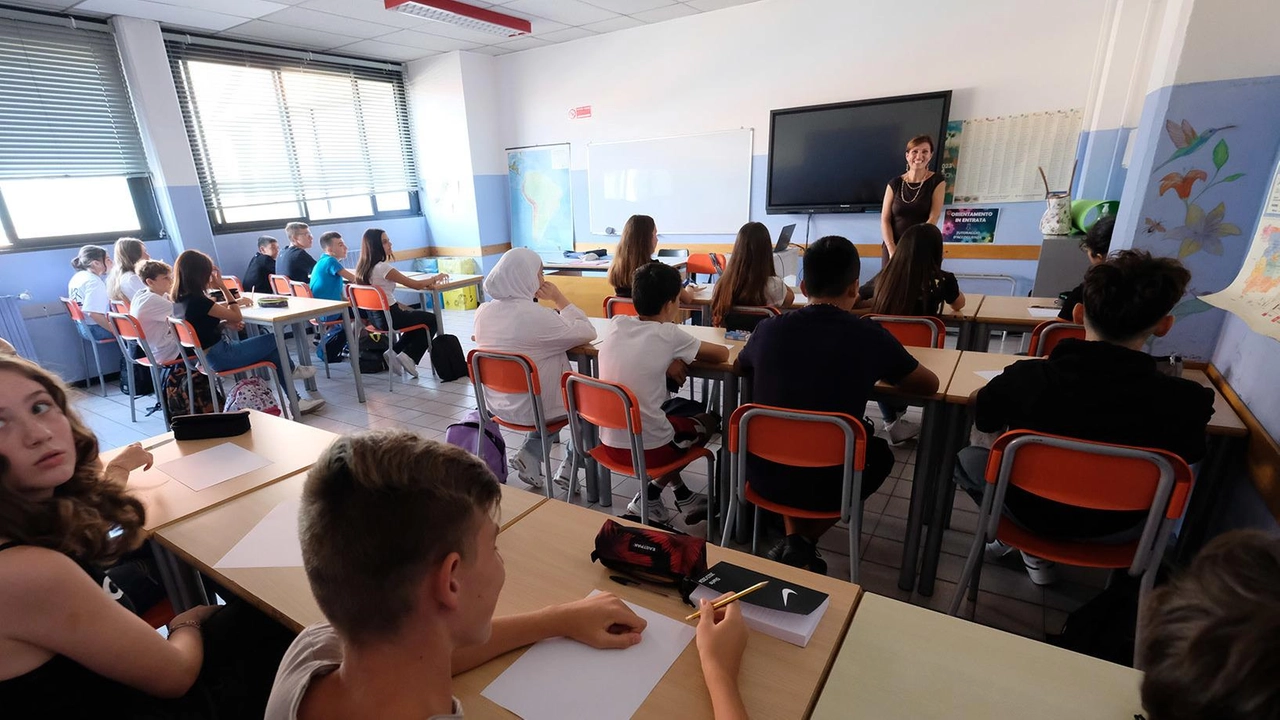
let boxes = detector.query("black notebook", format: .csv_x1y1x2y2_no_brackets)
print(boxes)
692,562,830,647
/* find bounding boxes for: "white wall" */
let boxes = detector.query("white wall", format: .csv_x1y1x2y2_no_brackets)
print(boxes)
1175,0,1280,85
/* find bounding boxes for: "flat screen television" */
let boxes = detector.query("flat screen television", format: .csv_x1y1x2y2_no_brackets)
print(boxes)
766,91,952,214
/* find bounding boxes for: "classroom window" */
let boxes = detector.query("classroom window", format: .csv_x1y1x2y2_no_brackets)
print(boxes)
0,17,160,250
167,38,420,232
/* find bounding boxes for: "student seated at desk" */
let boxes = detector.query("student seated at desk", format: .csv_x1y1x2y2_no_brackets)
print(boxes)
171,250,325,415
709,222,795,329
131,260,181,365
953,250,1214,585
354,228,447,379
266,430,751,720
606,214,694,304
1139,529,1280,720
310,232,357,356
106,237,149,306
473,248,596,491
737,236,939,574
0,355,294,718
278,222,317,283
244,235,280,294
67,244,115,341
598,263,728,524
1057,214,1114,321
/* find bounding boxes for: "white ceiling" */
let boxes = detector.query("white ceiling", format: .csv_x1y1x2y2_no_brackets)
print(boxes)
3,0,763,62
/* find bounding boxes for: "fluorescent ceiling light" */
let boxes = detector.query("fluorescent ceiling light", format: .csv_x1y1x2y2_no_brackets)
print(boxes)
384,0,531,37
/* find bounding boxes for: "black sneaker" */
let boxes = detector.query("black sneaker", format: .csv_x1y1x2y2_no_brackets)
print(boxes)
777,534,828,576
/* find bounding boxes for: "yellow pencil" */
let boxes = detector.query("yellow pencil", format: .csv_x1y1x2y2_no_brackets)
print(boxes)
685,581,769,621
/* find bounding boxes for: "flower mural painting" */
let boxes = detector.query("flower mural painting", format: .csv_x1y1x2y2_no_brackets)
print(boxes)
1159,169,1207,199
1165,202,1243,258
1152,121,1244,260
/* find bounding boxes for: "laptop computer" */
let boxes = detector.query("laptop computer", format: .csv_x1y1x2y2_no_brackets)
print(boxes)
774,224,796,253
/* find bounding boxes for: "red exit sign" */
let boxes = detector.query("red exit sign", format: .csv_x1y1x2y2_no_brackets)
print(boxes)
569,105,592,120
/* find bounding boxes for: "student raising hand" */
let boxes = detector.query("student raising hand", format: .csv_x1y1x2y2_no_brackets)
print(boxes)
696,596,750,720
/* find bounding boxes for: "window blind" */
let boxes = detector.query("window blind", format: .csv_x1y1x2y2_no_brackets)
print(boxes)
165,37,419,225
0,17,149,180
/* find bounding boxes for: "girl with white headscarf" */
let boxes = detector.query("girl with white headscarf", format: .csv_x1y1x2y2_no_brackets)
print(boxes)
473,248,597,490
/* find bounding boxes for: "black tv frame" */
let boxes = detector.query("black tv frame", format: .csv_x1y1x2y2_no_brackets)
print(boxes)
765,90,952,215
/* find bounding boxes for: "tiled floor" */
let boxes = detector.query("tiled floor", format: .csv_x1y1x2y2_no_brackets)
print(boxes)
71,308,1109,642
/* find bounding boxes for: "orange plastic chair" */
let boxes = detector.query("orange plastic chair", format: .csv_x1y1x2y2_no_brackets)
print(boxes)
717,305,781,332
61,297,115,397
687,253,726,282
948,430,1194,664
222,275,244,294
724,404,868,583
291,281,346,379
603,296,639,318
469,350,577,500
168,317,288,419
110,299,130,313
868,314,946,348
268,274,293,295
109,312,187,424
347,284,433,390
1027,320,1085,357
562,372,716,532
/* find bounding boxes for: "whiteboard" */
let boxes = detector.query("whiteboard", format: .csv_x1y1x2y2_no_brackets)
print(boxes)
588,129,753,235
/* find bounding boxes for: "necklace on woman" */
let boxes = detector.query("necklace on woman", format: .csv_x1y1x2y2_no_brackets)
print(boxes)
899,172,929,203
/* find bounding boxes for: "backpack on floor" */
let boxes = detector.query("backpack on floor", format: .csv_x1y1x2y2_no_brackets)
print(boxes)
118,348,154,397
429,334,468,382
223,376,282,416
162,364,221,420
445,409,507,483
358,330,389,374
319,325,348,363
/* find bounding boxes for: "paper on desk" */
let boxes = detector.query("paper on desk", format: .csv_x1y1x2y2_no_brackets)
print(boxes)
482,590,695,720
1026,307,1061,318
973,370,1004,382
157,442,272,491
214,498,303,569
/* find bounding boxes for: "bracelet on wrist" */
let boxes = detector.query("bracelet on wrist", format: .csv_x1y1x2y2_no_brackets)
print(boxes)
167,620,202,635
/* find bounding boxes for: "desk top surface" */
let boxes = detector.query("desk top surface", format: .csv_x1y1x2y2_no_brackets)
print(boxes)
104,410,338,532
155,476,546,632
974,295,1061,326
810,593,1143,720
684,287,983,321
239,293,349,323
401,272,484,292
452,500,862,720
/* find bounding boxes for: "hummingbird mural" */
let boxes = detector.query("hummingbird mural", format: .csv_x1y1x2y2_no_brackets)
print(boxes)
1153,120,1236,172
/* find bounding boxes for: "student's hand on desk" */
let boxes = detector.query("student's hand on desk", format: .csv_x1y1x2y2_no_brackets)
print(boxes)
696,596,747,679
430,273,451,289
666,359,689,387
104,442,154,483
236,297,254,308
555,592,647,649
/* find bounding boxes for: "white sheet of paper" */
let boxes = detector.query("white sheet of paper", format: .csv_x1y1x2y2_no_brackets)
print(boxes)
157,442,272,492
973,370,1004,382
1026,307,1061,318
214,498,303,569
482,591,695,720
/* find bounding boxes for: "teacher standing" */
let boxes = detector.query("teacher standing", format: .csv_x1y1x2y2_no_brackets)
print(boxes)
880,134,947,264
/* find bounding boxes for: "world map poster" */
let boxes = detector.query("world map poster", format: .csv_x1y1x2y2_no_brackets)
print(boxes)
1204,162,1280,340
507,143,573,256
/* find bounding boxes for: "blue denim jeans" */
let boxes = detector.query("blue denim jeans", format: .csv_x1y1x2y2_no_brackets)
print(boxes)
205,335,294,394
78,322,114,342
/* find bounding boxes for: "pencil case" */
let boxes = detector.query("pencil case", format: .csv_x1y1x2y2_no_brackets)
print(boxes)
256,296,289,308
170,410,252,441
592,519,707,604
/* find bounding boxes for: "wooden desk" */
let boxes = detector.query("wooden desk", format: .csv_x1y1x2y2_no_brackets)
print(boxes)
400,272,484,333
810,593,1143,720
970,295,1060,350
875,346,961,402
943,350,1024,403
240,293,366,417
452,501,862,720
545,257,688,275
104,409,339,532
155,475,547,633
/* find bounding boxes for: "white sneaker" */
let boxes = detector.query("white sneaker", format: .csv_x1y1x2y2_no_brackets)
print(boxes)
396,351,420,378
984,539,1019,563
552,457,576,492
384,349,403,376
627,492,672,524
886,417,921,445
298,397,326,415
508,447,544,489
293,365,318,381
1021,552,1059,586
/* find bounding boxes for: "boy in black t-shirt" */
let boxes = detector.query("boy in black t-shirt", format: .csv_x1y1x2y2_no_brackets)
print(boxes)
737,236,940,574
955,249,1214,585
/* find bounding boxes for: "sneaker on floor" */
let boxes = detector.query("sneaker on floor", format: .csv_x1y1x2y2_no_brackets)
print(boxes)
297,397,325,415
1022,552,1059,586
383,349,402,377
551,457,576,492
769,534,828,575
885,417,921,445
396,351,420,378
293,365,318,381
984,539,1019,563
626,492,672,524
508,447,544,489
673,491,709,520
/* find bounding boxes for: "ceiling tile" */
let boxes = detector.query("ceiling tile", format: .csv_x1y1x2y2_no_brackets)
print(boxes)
378,29,483,52
150,0,287,18
499,0,615,26
74,0,251,30
490,34,549,52
1,0,82,10
333,39,438,62
685,0,758,10
258,5,398,38
580,15,641,33
469,44,515,56
534,26,597,43
581,0,673,14
525,16,568,34
378,13,505,44
221,19,361,49
297,0,434,29
630,3,696,22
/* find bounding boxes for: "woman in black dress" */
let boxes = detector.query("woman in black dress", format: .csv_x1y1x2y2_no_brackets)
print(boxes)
879,134,947,265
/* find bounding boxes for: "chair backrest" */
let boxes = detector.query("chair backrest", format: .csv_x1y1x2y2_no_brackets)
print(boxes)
603,296,639,318
110,299,130,313
561,372,642,433
687,253,723,276
61,297,88,324
289,281,314,298
168,316,202,350
108,312,145,343
719,305,780,332
868,314,946,348
729,404,866,469
468,349,540,396
268,274,293,295
346,284,392,313
656,248,690,258
1028,320,1085,357
222,275,244,294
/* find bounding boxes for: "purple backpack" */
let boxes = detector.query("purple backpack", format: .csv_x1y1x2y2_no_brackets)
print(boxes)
445,409,507,483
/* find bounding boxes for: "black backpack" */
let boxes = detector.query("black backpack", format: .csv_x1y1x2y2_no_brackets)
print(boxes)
118,343,154,397
429,334,468,381
358,330,389,374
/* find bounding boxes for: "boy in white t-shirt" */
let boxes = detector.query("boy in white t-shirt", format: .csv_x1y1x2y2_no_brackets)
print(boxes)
130,260,181,364
597,262,729,524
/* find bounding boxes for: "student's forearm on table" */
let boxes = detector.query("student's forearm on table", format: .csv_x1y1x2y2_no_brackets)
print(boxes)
451,608,561,674
704,669,749,720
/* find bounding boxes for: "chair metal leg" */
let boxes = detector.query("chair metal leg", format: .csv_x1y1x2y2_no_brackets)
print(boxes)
751,505,760,555
90,340,107,397
540,434,554,501
950,522,988,616
849,501,862,585
126,362,137,423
